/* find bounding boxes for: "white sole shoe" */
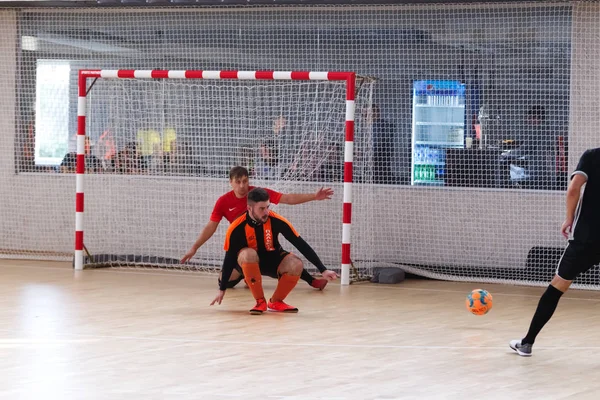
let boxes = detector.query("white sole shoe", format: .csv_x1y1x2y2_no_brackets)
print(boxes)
509,339,532,357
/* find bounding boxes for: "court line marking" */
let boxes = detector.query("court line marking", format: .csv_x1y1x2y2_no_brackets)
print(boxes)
0,329,599,351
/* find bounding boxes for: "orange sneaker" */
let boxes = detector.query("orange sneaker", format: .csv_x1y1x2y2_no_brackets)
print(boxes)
311,278,328,291
249,298,267,315
267,299,299,313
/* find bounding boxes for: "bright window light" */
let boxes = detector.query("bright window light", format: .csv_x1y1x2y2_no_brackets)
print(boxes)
35,60,71,166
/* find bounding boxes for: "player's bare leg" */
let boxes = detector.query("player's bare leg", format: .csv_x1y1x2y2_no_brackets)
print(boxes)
269,254,302,313
237,248,267,314
549,274,573,292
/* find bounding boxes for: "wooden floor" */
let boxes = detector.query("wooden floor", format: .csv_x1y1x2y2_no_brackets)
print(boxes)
1,260,600,400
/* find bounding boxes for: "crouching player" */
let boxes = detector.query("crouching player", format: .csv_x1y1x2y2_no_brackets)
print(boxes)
210,188,338,314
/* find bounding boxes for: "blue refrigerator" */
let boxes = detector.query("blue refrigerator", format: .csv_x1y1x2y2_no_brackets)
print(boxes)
412,80,466,186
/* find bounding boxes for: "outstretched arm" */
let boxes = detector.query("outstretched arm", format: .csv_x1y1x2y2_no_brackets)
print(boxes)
181,220,220,263
279,187,334,205
289,235,327,273
286,235,339,280
280,223,337,279
274,214,338,280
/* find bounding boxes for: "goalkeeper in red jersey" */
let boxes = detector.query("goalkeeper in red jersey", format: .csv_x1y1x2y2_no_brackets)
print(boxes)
181,166,334,290
210,188,338,314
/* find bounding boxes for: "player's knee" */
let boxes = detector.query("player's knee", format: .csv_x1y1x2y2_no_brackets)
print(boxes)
237,248,259,264
551,274,572,293
286,257,304,276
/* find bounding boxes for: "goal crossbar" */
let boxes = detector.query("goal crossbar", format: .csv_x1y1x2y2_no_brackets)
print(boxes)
76,69,356,285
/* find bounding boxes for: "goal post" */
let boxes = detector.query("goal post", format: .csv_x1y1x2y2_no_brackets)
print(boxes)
75,69,371,286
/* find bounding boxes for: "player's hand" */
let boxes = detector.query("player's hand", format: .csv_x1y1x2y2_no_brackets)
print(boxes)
180,249,197,264
561,217,574,239
315,187,334,201
321,270,338,281
210,290,225,306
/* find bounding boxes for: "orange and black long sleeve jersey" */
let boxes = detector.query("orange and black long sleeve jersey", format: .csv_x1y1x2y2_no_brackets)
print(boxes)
220,210,327,291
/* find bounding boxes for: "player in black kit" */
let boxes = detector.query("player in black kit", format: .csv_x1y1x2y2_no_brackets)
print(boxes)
510,148,600,356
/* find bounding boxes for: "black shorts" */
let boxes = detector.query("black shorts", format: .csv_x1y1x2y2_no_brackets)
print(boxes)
556,241,600,280
218,251,291,288
258,250,291,279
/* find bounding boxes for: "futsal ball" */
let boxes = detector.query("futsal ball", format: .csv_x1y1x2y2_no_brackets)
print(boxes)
466,289,493,315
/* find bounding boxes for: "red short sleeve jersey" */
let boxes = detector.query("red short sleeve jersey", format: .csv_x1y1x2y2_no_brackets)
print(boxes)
209,186,283,223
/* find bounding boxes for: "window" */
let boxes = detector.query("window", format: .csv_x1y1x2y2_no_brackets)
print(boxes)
34,60,70,166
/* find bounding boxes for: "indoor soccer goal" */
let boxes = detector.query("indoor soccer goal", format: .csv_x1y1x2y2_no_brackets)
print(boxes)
76,70,377,284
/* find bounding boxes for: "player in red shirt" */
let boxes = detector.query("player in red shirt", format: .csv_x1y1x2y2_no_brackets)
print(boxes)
181,166,334,290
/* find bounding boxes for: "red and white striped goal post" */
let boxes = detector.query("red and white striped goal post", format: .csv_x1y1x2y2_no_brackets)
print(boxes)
76,70,356,285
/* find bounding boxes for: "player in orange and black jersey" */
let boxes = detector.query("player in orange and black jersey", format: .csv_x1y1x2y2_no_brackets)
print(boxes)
210,187,338,314
180,166,333,291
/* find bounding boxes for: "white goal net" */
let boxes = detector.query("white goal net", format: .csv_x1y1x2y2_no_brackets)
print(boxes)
80,74,376,281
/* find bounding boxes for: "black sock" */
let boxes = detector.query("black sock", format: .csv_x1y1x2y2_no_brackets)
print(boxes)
300,269,314,285
522,284,564,345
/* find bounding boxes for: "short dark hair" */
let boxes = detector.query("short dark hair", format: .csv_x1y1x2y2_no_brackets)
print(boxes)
248,187,270,204
229,166,249,180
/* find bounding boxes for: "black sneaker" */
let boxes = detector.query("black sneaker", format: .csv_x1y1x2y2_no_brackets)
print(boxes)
509,339,532,357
